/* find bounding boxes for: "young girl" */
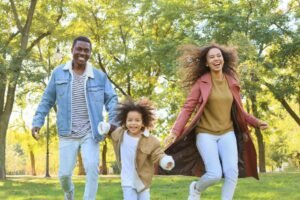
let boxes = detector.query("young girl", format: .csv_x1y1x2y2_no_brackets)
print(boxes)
98,98,174,200
163,43,268,200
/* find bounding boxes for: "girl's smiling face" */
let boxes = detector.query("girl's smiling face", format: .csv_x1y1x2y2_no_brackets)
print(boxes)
126,111,144,137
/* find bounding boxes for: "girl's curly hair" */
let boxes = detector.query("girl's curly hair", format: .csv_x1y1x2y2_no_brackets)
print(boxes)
177,43,239,88
116,97,155,130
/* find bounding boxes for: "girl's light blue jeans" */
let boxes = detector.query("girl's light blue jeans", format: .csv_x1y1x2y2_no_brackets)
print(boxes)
122,187,150,200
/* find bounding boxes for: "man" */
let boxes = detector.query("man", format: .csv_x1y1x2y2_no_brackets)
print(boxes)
31,36,118,200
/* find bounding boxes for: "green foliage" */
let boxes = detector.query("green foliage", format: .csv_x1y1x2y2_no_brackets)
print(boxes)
269,135,289,169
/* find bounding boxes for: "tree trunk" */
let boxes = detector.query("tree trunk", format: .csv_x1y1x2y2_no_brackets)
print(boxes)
0,0,62,180
0,122,7,179
0,82,17,179
0,0,38,180
77,152,85,175
30,150,36,176
249,88,266,172
101,140,108,175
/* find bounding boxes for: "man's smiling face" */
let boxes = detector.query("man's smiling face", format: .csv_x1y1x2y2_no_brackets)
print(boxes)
71,41,91,68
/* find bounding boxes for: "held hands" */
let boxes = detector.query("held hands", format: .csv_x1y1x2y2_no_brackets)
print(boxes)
164,132,177,145
165,162,174,170
97,121,111,136
31,127,40,140
159,155,175,171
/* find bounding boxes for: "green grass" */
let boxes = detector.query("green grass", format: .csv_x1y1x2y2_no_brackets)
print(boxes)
0,173,299,200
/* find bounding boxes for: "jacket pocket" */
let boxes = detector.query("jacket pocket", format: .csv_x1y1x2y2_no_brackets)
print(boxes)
137,147,152,168
87,85,104,102
55,80,68,98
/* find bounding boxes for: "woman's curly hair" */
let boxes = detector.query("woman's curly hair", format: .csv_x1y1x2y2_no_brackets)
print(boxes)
177,43,239,88
116,97,155,130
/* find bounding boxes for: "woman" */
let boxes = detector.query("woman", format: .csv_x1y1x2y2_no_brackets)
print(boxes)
163,43,268,200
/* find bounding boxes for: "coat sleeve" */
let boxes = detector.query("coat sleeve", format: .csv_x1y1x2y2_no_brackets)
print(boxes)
171,81,202,136
103,73,119,126
150,138,165,164
243,111,260,128
233,85,260,128
32,70,57,128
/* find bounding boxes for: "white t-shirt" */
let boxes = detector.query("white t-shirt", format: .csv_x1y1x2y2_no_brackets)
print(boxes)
120,131,145,190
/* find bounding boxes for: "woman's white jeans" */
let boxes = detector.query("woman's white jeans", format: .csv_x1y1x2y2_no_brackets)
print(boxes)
58,134,99,200
122,187,150,200
195,131,238,200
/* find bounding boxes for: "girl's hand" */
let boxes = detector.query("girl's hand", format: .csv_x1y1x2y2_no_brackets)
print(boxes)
166,162,174,170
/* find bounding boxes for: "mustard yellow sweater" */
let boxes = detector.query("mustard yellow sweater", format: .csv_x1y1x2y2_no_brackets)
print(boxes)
196,76,234,135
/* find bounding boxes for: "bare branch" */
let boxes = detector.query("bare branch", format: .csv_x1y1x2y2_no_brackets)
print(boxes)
96,53,128,96
22,0,38,48
26,31,51,54
1,31,20,54
26,0,64,54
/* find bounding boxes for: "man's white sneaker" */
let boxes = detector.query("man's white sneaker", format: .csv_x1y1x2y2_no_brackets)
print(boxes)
187,181,201,200
64,189,74,200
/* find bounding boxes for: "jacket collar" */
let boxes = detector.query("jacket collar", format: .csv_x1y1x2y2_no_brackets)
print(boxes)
63,61,94,78
143,129,150,137
124,129,150,137
225,74,240,89
199,73,211,83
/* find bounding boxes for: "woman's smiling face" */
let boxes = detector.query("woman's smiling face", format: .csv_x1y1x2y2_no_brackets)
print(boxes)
206,48,224,73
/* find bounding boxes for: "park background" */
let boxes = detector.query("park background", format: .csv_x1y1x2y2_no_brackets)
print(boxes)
0,0,299,199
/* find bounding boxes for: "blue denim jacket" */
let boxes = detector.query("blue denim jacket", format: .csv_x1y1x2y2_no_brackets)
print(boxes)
32,61,118,142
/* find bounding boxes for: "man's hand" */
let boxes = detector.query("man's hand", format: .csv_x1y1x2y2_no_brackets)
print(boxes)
97,122,111,136
31,127,40,140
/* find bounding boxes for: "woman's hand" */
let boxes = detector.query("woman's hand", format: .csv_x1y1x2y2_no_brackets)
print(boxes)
164,132,177,145
258,121,268,130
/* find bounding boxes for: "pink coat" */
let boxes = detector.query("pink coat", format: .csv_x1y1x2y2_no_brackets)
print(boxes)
159,73,260,179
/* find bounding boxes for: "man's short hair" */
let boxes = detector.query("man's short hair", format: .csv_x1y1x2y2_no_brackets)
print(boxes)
72,36,92,49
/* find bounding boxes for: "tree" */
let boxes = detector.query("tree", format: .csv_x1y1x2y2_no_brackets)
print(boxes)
269,135,289,170
0,0,63,179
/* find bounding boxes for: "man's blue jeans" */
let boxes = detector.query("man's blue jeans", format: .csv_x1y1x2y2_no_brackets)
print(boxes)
58,133,99,200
